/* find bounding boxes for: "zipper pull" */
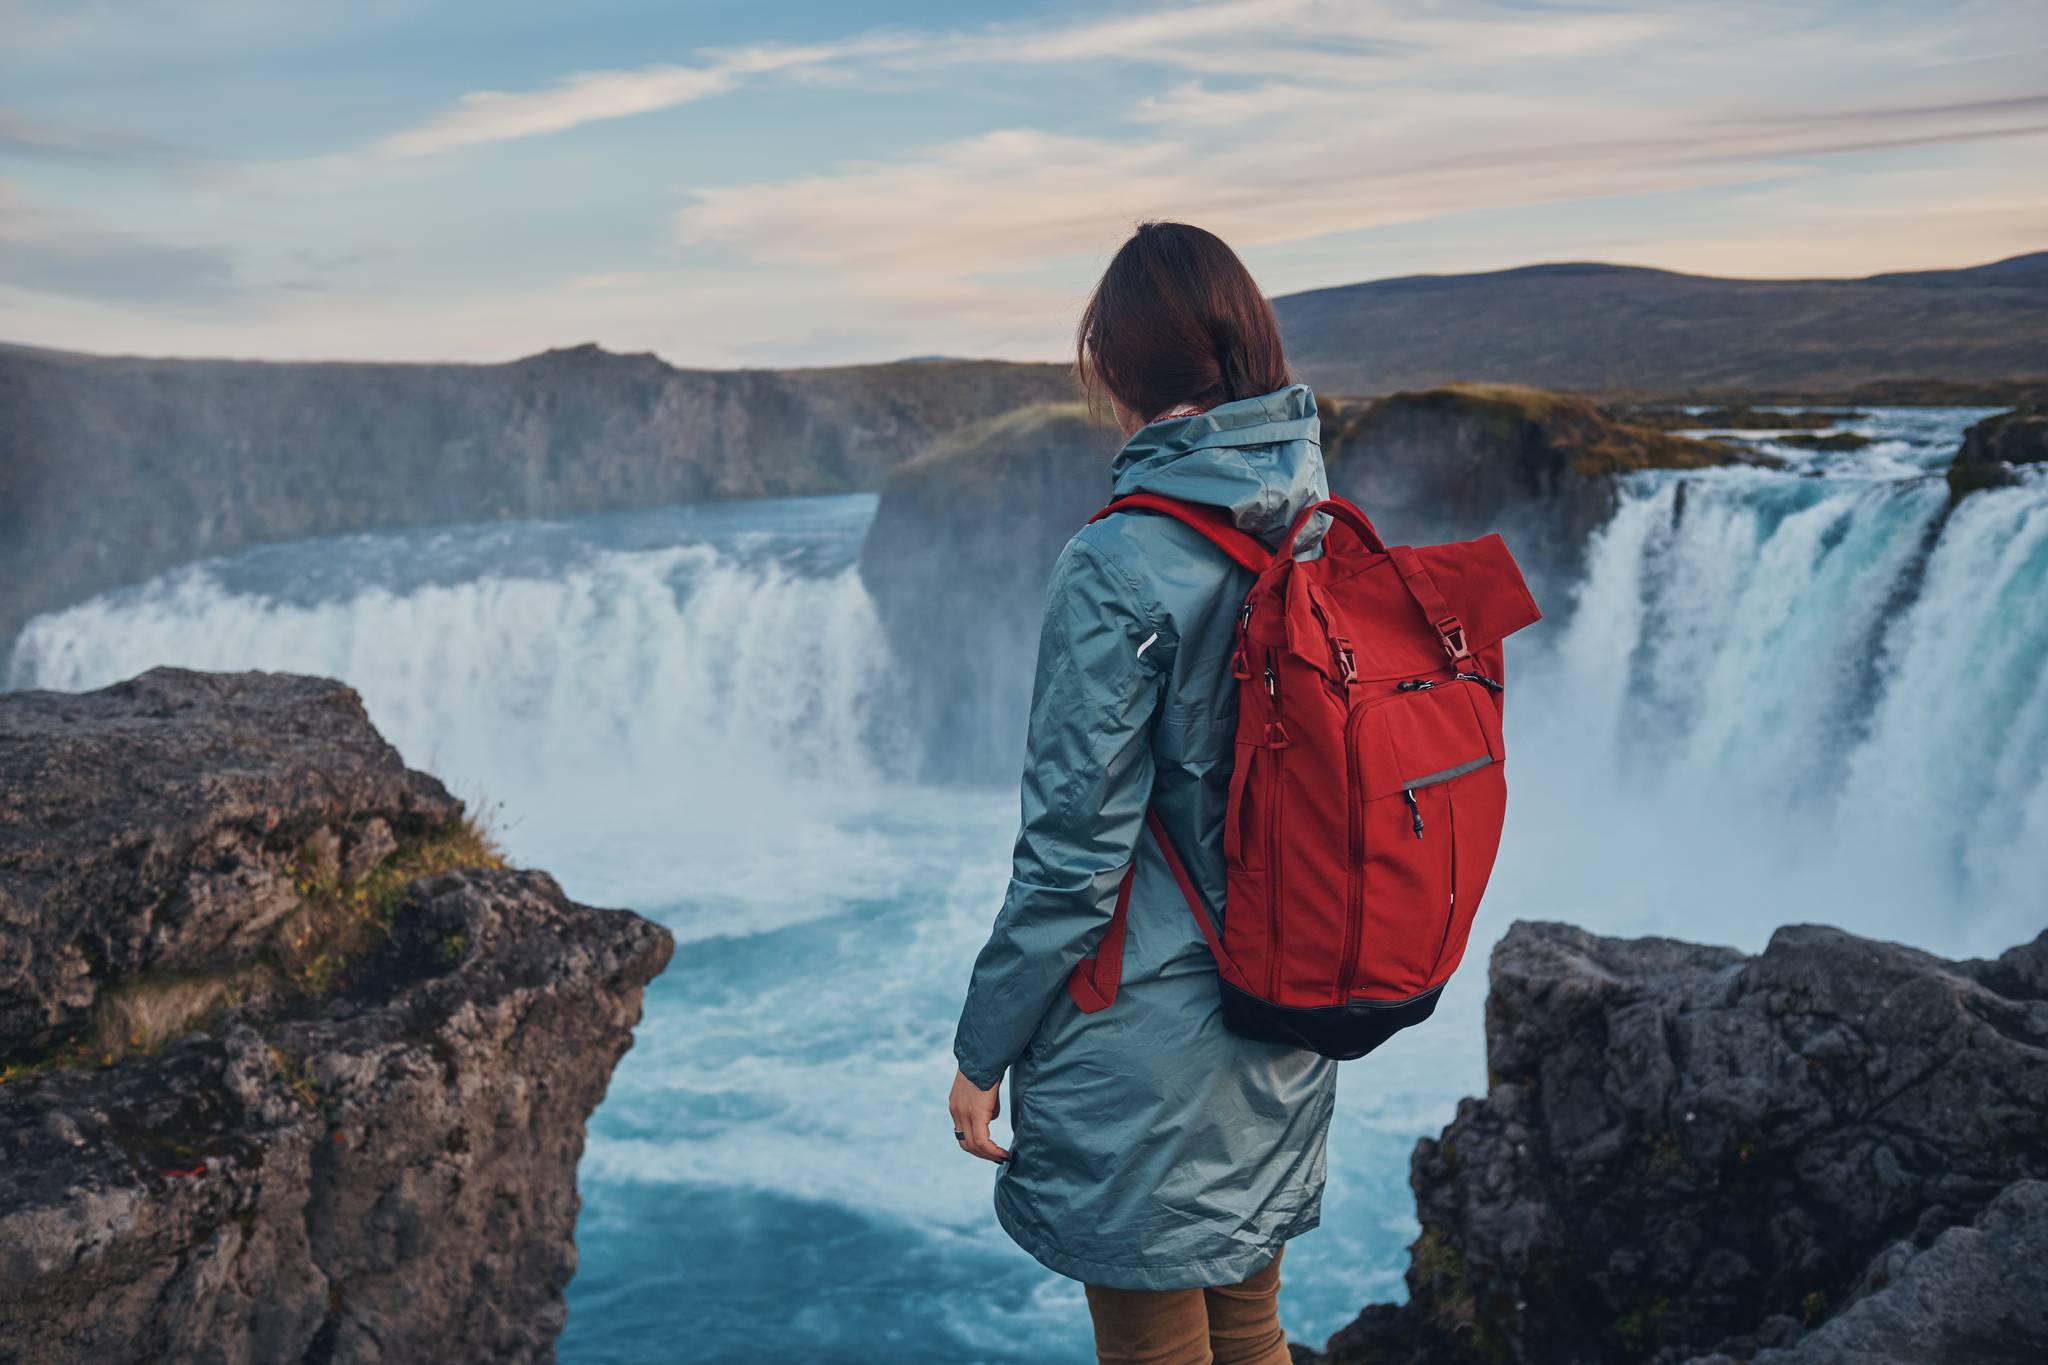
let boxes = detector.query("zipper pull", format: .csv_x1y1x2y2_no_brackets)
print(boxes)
1403,788,1424,839
1453,671,1505,693
1264,657,1278,699
1232,602,1256,681
1397,679,1436,692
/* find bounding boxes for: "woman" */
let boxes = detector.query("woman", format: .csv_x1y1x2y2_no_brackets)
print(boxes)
948,221,1337,1365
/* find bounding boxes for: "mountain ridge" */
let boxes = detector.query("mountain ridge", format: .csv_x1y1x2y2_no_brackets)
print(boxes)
1274,250,2048,394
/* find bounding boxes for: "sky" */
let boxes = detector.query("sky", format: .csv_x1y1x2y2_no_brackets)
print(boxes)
2,0,2045,368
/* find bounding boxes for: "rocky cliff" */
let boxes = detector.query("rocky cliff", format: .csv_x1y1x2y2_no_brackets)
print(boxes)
1946,405,2048,499
1320,385,1755,602
857,387,1744,780
0,340,1071,653
1304,921,2048,1365
0,667,672,1364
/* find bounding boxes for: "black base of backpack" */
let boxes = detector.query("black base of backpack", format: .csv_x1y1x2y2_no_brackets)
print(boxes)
1218,981,1443,1061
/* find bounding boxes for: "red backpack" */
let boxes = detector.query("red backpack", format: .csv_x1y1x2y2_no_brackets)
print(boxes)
1066,493,1541,1059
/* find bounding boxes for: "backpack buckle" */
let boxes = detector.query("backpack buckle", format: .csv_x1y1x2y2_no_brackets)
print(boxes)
1331,637,1357,684
1435,617,1472,664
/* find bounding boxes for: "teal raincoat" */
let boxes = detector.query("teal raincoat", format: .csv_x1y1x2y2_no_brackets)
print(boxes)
954,384,1340,1290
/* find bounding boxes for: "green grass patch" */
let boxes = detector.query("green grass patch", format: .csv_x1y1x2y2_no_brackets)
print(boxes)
0,811,504,1084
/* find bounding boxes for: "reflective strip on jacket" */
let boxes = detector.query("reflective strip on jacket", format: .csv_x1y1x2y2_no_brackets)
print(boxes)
954,383,1340,1290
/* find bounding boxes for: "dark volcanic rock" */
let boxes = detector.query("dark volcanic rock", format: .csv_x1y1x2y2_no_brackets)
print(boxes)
1685,1180,2048,1364
1771,431,1871,452
858,402,1118,779
1957,404,2048,467
0,341,1072,654
0,668,672,1364
1946,459,2023,498
1946,406,2047,501
1309,921,2048,1365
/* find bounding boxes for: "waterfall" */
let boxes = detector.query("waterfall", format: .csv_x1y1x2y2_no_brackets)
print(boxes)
1507,463,2048,957
8,436,2042,956
5,497,914,918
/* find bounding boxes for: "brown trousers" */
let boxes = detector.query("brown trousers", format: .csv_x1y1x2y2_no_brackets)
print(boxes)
1083,1246,1292,1365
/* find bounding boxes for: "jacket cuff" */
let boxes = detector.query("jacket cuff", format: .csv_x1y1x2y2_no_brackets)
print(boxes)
953,1038,1004,1092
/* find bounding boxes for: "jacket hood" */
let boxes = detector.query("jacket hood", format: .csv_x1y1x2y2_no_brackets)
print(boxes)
1108,382,1329,551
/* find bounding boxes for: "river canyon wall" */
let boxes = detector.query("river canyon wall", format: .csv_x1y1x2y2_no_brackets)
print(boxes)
0,341,1071,652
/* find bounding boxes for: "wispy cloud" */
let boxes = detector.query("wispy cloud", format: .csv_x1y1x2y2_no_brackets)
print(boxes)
0,180,239,306
0,105,199,166
371,33,926,158
366,1,1667,160
669,52,2048,286
3,0,2044,362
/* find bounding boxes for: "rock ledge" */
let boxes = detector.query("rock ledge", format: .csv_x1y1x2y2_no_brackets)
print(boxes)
1305,920,2048,1364
0,668,672,1364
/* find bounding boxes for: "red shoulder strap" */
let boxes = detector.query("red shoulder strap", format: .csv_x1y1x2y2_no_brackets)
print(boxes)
1089,493,1272,576
1067,809,1253,1014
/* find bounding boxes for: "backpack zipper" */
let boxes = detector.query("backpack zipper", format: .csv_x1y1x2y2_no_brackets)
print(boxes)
1399,671,1503,694
1265,749,1283,999
1339,702,1368,1001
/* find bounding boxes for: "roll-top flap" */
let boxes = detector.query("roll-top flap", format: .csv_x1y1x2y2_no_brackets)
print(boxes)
1409,533,1542,655
1261,531,1543,683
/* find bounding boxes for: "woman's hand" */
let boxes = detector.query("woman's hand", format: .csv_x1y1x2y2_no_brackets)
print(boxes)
949,1068,1010,1163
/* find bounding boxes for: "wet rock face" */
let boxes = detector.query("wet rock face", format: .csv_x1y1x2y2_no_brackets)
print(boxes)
0,668,673,1365
1947,405,2047,501
1957,404,2048,467
1309,921,2048,1365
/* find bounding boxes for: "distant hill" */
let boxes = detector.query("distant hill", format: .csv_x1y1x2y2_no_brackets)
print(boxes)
1273,252,2048,396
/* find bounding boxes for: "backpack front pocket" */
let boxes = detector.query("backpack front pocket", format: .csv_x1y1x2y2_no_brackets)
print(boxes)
1341,679,1506,1002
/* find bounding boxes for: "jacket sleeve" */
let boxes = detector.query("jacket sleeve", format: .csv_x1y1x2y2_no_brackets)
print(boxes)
953,536,1172,1090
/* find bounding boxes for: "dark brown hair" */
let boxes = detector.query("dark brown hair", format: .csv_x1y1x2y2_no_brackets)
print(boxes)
1075,221,1291,422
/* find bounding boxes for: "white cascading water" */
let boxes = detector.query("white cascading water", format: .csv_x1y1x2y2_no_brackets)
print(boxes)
6,500,917,927
6,410,2044,1363
1507,454,2046,958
